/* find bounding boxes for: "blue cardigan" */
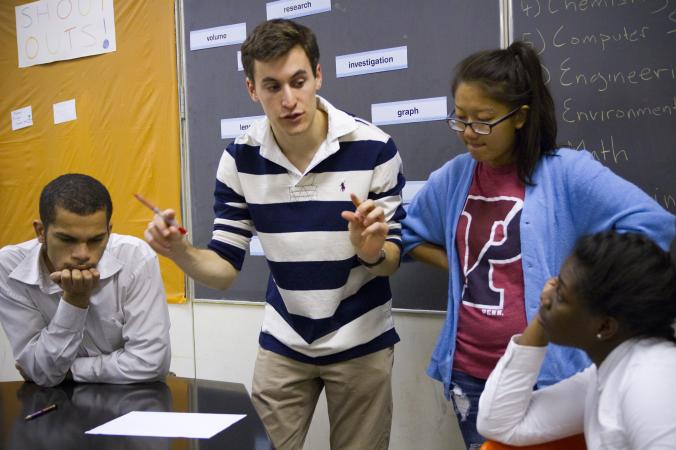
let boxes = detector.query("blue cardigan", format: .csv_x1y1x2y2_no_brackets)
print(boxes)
402,148,675,398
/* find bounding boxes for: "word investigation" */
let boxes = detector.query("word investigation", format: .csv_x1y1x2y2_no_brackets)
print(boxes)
348,56,395,69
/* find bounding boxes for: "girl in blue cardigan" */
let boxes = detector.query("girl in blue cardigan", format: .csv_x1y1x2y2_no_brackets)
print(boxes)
401,41,674,450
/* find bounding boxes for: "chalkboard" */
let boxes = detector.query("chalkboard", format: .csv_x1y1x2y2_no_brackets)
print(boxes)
512,0,676,213
181,0,501,310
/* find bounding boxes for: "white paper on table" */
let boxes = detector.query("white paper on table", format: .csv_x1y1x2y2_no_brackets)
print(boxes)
53,99,77,124
85,411,246,439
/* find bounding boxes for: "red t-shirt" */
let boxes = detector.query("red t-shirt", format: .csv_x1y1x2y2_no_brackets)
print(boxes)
453,162,527,379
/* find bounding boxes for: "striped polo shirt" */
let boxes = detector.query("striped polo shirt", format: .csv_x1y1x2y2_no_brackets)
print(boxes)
208,96,406,364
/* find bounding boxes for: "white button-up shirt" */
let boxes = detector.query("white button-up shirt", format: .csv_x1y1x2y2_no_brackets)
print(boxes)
478,336,676,449
0,234,171,386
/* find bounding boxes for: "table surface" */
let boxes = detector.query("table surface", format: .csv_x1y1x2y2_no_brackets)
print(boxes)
0,376,274,450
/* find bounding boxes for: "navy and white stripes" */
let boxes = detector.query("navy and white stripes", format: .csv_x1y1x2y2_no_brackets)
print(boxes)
209,96,405,364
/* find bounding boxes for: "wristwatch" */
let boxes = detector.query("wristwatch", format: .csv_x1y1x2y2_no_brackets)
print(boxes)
358,248,386,268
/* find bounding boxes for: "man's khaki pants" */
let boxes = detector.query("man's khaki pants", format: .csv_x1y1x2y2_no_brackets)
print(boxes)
251,346,394,450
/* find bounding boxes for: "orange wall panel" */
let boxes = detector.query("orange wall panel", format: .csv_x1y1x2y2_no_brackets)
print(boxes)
0,0,185,303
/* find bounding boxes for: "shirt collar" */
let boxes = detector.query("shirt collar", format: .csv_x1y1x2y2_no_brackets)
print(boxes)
247,95,358,175
9,237,123,294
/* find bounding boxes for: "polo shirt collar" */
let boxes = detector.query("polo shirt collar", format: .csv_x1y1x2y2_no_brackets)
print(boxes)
248,95,358,175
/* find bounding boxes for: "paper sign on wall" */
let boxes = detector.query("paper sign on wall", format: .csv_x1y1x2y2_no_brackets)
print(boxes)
237,51,243,72
336,46,407,78
221,115,265,139
53,99,77,124
402,180,425,204
371,97,447,126
15,0,116,68
190,23,246,51
266,0,331,20
11,106,33,131
250,236,264,256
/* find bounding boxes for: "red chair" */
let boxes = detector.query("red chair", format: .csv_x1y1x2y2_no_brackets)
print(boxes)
480,434,586,450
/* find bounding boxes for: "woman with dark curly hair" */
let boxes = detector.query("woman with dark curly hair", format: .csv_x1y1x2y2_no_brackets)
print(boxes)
477,231,676,449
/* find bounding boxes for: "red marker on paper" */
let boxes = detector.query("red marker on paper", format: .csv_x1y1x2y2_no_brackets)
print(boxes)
134,193,187,235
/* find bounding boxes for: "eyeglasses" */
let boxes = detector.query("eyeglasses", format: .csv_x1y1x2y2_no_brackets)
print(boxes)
447,107,522,135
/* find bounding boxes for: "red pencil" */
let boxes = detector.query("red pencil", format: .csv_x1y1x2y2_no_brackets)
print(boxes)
134,193,188,235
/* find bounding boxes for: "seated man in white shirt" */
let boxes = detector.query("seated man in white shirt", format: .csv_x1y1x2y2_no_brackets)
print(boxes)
0,174,171,387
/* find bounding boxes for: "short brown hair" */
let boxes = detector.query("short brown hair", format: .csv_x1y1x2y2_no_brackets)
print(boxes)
241,19,319,82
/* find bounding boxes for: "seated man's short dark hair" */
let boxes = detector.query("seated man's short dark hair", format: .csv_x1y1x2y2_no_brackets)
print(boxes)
39,174,113,227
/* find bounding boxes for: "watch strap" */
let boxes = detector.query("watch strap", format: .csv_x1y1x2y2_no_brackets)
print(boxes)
357,248,386,268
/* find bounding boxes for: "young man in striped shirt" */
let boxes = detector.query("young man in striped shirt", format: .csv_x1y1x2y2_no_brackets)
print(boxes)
145,19,406,449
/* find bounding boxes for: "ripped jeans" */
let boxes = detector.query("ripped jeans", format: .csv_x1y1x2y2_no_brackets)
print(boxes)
450,370,487,450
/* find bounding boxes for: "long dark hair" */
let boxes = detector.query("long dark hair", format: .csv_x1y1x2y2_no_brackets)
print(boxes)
451,41,557,185
571,231,676,343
